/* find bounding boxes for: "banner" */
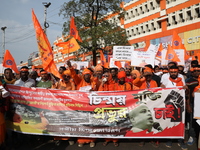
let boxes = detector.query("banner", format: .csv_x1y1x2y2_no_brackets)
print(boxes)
131,50,156,67
6,85,185,139
113,46,134,61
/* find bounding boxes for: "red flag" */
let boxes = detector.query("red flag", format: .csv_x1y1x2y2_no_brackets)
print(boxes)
114,61,122,68
155,44,163,60
165,44,180,62
70,16,82,42
32,9,61,79
3,50,19,74
172,31,190,60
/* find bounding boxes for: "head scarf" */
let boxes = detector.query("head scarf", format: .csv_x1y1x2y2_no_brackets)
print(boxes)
118,71,126,79
63,69,71,76
131,70,141,78
82,68,92,75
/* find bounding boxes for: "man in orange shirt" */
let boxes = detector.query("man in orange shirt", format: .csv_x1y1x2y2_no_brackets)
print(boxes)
51,69,75,91
115,71,132,91
140,67,158,89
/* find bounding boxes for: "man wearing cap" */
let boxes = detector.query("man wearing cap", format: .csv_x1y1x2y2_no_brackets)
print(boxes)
36,70,52,89
14,66,35,88
140,67,158,89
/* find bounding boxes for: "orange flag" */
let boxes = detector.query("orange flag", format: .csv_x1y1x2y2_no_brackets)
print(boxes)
165,44,180,62
155,44,163,60
99,50,109,68
172,31,190,60
32,9,61,79
3,50,19,74
82,53,86,61
56,37,80,54
70,16,82,42
114,61,122,68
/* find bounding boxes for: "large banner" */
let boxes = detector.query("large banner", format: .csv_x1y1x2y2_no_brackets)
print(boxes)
6,85,185,139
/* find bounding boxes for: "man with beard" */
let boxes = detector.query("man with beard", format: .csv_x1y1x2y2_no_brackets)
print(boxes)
51,69,75,90
115,71,131,91
145,64,161,86
125,65,133,84
93,64,104,90
160,65,187,89
66,60,96,91
160,65,188,150
140,67,158,89
109,67,118,83
36,70,52,89
14,66,35,87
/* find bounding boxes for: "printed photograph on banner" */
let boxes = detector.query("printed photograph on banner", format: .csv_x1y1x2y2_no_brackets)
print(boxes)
6,85,185,139
113,46,134,61
131,51,155,67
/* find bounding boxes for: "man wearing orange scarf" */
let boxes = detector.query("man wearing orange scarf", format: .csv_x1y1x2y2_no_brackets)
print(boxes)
160,66,187,89
115,71,132,91
51,69,75,90
66,60,96,91
161,65,188,149
140,67,158,89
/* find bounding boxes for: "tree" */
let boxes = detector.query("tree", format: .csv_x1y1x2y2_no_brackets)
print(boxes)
59,0,130,66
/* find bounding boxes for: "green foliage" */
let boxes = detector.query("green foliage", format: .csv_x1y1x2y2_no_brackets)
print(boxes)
59,0,130,65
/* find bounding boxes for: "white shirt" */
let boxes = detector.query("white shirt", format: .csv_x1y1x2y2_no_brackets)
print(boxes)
14,78,35,87
161,73,185,88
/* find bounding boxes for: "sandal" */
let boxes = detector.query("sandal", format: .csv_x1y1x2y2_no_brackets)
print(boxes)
113,142,119,147
103,141,108,146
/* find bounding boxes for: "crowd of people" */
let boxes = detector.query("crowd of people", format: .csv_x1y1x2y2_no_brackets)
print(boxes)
0,59,200,150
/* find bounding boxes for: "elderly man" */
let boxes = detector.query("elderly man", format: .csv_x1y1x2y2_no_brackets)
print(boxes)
14,66,35,87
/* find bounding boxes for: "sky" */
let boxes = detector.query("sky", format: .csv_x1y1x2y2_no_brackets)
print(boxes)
0,0,131,65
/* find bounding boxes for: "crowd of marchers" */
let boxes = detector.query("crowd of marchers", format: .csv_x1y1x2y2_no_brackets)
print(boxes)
1,59,200,150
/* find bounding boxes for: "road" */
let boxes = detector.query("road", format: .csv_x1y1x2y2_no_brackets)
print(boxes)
11,134,198,150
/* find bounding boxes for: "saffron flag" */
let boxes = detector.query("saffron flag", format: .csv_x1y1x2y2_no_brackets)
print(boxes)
165,44,180,62
70,16,82,42
114,61,122,68
3,50,19,74
32,9,61,79
155,44,163,61
99,50,109,68
56,37,80,54
172,31,190,60
82,53,86,61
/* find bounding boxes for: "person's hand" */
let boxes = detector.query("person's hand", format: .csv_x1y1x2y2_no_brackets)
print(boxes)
183,85,188,90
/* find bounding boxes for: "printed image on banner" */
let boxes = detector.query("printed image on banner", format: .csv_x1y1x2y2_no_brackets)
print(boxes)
6,85,185,139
